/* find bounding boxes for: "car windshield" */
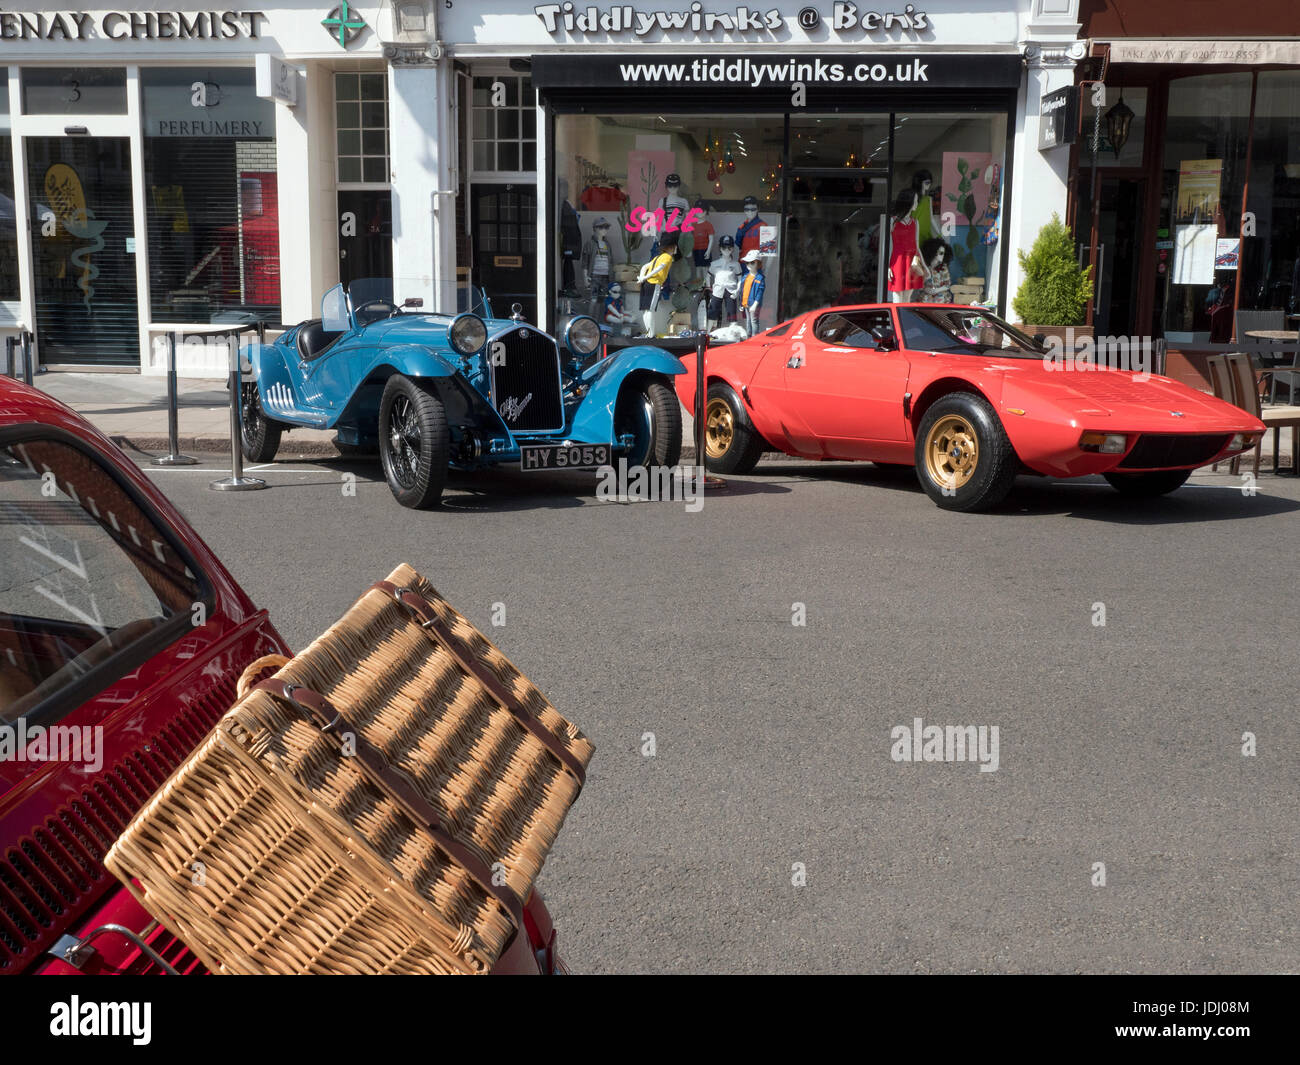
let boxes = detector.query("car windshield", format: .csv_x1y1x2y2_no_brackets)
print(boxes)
897,308,1045,358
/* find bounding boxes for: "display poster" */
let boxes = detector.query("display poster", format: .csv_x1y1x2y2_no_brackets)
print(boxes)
940,151,995,230
626,149,677,218
1175,160,1223,224
1172,224,1217,285
1214,238,1240,271
758,225,778,257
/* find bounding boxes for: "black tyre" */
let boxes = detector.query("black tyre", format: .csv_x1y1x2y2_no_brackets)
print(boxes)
615,377,682,467
704,382,766,474
913,392,1019,512
240,382,283,464
1103,469,1191,497
378,375,449,509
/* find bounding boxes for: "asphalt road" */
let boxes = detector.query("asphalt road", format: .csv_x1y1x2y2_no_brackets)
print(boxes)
135,451,1300,974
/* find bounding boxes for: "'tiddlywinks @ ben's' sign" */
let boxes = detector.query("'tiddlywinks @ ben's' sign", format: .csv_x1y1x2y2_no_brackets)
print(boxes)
0,10,268,41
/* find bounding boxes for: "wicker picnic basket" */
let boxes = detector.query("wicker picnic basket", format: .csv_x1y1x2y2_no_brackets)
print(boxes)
103,563,594,974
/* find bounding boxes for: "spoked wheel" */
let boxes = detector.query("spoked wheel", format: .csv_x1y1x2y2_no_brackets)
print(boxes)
378,375,449,509
704,383,765,474
615,378,681,467
240,382,283,463
1103,470,1191,497
913,392,1018,512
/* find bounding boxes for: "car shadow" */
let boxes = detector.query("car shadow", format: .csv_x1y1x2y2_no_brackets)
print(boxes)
741,460,1300,523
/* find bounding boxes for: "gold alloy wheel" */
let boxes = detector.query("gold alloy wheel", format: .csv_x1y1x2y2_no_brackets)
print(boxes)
705,397,735,459
924,414,980,491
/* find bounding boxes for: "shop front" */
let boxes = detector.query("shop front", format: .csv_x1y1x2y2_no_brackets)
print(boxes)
445,1,1089,336
1071,0,1300,387
0,3,408,375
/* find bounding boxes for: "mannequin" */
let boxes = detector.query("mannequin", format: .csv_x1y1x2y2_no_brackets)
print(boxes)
636,232,680,336
735,195,765,258
909,170,940,245
604,282,634,334
690,198,715,281
558,177,582,295
706,234,740,329
657,174,692,283
919,238,954,303
581,216,614,314
888,189,928,303
739,249,765,336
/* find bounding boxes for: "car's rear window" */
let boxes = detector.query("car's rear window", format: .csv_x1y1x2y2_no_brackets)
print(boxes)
0,434,205,727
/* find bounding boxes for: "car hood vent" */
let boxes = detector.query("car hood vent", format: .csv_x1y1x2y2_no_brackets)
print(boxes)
0,675,235,972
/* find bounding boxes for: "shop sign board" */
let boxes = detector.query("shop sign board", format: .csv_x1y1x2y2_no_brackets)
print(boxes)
1038,86,1076,151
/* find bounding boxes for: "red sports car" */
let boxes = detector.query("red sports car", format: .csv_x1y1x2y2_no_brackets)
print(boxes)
0,378,562,975
680,303,1266,511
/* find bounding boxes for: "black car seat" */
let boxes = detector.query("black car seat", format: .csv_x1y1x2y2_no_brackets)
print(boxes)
297,320,344,360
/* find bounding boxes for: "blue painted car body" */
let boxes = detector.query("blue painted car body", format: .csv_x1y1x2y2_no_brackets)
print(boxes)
245,280,684,469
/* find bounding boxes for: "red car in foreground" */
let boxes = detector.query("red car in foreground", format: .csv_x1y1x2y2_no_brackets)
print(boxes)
0,378,560,975
683,303,1265,511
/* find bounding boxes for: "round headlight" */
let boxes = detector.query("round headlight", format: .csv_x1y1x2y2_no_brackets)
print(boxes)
565,315,601,357
449,313,487,356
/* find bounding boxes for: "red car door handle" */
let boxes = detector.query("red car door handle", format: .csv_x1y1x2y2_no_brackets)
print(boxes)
787,353,804,369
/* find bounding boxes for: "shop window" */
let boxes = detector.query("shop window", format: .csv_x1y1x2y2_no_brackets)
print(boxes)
556,113,782,335
21,67,127,115
471,75,536,173
336,72,389,185
890,113,1008,310
1158,74,1253,342
1241,72,1300,319
0,72,17,302
141,68,279,323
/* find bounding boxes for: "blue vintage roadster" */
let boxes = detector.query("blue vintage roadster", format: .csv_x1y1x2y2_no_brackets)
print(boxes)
241,279,684,507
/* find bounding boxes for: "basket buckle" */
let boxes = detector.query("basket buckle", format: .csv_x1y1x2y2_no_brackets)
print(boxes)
282,682,342,732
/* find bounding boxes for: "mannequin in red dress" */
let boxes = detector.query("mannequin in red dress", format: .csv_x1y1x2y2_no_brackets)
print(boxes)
887,189,929,302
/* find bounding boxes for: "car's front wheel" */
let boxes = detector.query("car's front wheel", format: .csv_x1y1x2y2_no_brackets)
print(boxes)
378,375,449,509
240,382,283,463
1103,470,1191,497
615,377,681,467
914,392,1019,512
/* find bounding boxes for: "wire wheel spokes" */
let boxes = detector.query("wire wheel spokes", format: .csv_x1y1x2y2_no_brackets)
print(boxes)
388,394,422,487
240,384,260,446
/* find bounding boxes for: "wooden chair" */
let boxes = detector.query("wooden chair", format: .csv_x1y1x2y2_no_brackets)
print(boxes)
1224,352,1300,475
1205,354,1233,471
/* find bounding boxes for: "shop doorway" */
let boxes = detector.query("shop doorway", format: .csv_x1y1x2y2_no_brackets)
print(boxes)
27,137,139,366
337,189,392,287
1077,176,1146,338
783,171,889,318
471,183,537,322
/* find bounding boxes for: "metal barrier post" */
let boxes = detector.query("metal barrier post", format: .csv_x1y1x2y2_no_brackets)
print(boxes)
153,332,198,466
210,336,266,492
4,336,14,378
20,330,34,387
694,333,724,490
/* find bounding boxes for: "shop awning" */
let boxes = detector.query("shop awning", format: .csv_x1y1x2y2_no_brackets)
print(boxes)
1100,39,1300,65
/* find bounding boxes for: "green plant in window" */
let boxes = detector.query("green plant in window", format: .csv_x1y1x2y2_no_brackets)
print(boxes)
944,157,984,277
1011,213,1094,326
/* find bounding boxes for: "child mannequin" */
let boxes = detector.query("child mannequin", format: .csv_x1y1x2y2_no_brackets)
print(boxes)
739,249,766,336
706,235,740,329
636,232,680,336
604,282,634,334
919,238,954,303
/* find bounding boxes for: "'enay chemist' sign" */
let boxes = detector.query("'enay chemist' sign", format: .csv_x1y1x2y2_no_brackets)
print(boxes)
0,10,268,41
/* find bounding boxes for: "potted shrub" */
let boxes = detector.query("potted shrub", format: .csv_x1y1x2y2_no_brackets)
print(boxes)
1012,214,1095,354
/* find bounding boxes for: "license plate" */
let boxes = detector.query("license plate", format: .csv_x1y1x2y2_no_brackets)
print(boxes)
519,443,610,471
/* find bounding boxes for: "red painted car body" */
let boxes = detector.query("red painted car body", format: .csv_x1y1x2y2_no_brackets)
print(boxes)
680,303,1265,483
0,378,557,975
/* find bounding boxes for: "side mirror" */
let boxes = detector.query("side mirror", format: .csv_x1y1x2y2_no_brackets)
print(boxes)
870,324,896,350
1033,332,1047,347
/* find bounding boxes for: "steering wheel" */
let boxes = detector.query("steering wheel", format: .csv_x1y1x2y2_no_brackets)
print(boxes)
352,299,402,324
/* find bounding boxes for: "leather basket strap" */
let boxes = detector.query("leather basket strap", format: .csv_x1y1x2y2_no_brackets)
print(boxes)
252,678,524,942
371,579,586,789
